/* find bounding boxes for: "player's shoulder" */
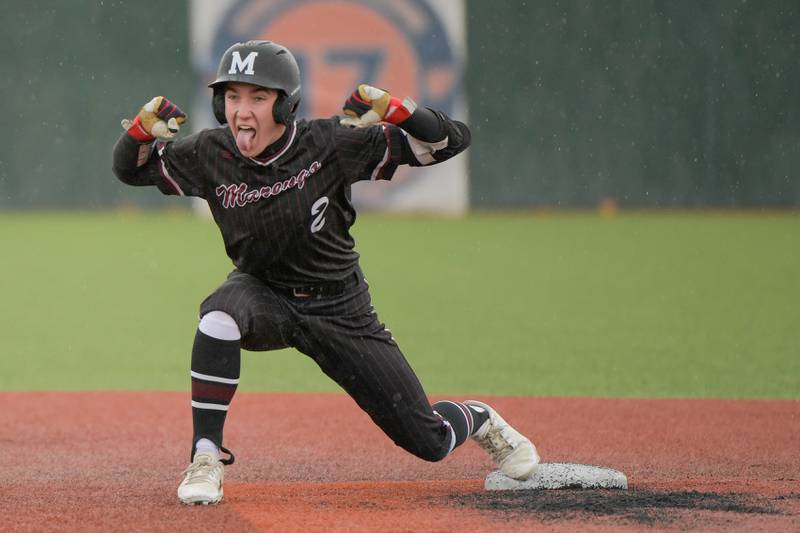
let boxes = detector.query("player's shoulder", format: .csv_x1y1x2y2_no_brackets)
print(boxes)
296,116,340,136
198,125,234,143
297,116,387,132
192,125,239,154
294,117,363,151
169,125,229,147
160,126,235,164
294,118,389,155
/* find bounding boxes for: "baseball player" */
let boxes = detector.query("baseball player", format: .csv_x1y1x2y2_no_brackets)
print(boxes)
112,40,539,505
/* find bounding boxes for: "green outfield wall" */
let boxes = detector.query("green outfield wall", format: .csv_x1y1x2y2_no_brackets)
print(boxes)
0,1,193,209
1,1,798,209
465,0,800,208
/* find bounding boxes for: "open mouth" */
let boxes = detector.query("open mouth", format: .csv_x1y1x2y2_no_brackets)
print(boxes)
236,125,257,153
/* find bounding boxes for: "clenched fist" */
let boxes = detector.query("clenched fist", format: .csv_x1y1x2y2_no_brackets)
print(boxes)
122,96,187,142
340,84,416,128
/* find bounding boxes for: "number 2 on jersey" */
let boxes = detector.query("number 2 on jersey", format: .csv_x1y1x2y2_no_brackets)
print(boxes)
310,196,329,234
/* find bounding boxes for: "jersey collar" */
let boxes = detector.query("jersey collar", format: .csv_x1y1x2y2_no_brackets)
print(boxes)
248,121,297,167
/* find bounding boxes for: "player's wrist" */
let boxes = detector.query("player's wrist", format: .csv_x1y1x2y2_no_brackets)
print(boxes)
124,116,156,143
382,96,416,125
340,85,415,128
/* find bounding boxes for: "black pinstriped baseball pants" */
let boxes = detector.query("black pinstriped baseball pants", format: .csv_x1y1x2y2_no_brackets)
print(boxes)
199,267,451,461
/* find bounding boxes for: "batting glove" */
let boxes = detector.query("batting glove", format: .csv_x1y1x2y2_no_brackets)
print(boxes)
340,84,417,128
121,96,187,142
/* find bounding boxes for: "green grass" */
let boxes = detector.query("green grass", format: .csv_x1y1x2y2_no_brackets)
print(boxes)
1,210,798,399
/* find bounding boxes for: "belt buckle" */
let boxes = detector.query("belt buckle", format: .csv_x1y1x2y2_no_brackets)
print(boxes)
292,288,313,298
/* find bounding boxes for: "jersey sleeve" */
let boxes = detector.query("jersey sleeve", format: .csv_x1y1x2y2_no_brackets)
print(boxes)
334,122,407,183
111,131,206,198
396,107,471,168
334,107,471,183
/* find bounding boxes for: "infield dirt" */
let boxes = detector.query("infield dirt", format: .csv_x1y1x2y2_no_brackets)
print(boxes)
1,393,797,531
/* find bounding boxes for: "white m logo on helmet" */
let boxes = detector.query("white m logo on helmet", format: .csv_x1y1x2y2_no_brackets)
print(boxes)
228,51,258,75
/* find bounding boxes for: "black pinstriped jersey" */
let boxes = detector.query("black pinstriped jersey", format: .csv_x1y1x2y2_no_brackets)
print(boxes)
113,113,469,286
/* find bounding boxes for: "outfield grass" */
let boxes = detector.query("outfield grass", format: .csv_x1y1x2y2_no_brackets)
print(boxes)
1,210,797,398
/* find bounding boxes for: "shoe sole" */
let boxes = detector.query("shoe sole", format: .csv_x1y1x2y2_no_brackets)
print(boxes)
178,491,223,506
179,496,222,505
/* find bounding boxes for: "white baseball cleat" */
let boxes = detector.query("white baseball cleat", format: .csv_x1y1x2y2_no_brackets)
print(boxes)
464,400,540,480
177,452,225,505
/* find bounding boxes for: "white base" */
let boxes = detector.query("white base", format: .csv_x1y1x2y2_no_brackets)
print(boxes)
485,463,628,490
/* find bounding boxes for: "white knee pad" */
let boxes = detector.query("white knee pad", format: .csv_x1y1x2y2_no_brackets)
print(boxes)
198,311,241,341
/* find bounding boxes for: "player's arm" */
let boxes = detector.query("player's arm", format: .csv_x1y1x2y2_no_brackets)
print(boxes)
112,96,198,196
340,84,471,167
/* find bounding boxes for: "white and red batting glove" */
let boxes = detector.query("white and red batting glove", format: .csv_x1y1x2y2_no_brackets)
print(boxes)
340,84,417,128
121,96,187,142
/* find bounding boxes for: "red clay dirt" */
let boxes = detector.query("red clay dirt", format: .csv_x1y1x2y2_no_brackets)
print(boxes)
0,393,797,532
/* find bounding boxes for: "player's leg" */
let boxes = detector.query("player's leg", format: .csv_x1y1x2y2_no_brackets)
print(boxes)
178,309,240,505
288,274,537,475
190,310,240,460
292,311,458,461
307,326,538,478
178,271,293,505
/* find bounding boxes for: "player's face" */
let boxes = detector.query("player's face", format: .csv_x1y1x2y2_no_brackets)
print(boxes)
224,82,286,158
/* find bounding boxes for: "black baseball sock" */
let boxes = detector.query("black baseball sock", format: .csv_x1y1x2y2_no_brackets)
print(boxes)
465,403,490,434
432,400,488,451
190,329,240,460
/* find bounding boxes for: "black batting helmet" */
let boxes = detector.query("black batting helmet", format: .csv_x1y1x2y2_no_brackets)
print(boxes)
209,40,301,125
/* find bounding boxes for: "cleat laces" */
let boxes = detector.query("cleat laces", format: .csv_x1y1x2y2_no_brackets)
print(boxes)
180,455,222,488
476,424,518,465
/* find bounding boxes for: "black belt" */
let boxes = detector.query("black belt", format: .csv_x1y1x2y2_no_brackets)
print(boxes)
276,272,359,300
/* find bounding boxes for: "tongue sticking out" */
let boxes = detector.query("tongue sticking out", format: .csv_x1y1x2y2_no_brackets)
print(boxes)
236,128,256,153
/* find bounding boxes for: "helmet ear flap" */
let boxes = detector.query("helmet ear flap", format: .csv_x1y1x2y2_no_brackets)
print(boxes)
272,91,296,125
212,88,227,124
